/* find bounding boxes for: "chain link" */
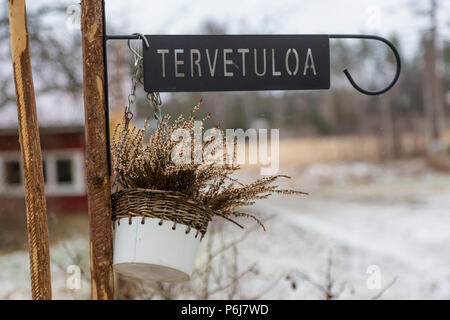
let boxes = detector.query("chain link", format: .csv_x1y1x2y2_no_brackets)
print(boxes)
126,37,163,125
113,36,163,192
147,92,162,123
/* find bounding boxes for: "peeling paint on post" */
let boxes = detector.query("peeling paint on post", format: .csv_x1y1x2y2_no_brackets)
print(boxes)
80,0,114,300
8,0,52,300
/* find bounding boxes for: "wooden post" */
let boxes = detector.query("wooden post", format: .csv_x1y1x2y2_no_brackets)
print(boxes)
80,0,114,299
8,0,52,300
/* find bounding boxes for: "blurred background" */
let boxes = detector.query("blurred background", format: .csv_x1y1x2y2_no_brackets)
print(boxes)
0,0,449,299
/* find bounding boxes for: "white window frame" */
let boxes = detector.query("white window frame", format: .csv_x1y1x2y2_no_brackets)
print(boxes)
0,149,86,197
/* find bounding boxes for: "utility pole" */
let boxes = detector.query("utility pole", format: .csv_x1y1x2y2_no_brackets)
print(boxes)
80,0,114,299
8,0,52,300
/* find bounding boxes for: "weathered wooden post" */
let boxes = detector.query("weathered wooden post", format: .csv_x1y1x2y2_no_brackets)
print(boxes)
8,0,52,300
80,0,114,299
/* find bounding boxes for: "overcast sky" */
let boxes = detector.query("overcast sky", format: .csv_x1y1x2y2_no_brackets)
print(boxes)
103,0,450,59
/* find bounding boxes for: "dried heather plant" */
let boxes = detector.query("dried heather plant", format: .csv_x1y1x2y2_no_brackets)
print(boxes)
111,101,307,230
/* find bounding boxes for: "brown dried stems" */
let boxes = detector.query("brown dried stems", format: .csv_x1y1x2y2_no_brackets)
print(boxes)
111,101,307,230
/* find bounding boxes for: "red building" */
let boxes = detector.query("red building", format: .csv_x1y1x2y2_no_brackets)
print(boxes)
0,103,87,215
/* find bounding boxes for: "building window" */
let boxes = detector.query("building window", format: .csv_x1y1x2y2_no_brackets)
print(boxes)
56,159,73,184
0,150,84,196
4,160,21,185
3,160,47,185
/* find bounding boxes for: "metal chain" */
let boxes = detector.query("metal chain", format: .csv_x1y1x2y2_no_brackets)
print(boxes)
147,91,162,123
125,47,141,123
113,35,163,192
126,35,163,125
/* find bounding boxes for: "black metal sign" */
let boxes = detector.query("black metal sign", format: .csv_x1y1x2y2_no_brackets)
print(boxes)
143,35,330,92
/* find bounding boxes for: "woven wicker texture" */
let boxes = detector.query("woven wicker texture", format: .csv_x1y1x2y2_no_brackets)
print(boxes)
111,188,214,238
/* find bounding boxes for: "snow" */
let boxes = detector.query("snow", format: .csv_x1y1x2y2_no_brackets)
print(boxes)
1,160,449,299
0,239,91,300
248,197,450,299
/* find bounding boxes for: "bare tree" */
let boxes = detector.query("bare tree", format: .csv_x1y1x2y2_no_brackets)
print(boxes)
416,0,447,152
0,1,83,108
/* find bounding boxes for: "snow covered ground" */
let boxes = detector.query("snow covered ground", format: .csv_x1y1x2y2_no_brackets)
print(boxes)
1,160,449,299
235,160,450,299
0,238,91,299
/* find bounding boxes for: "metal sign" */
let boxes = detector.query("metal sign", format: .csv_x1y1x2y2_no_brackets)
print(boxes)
143,35,330,92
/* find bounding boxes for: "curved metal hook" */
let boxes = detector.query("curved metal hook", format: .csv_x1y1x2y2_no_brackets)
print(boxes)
329,34,401,95
127,33,150,60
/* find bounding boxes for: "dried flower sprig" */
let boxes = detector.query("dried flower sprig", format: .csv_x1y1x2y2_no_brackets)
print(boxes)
111,101,307,230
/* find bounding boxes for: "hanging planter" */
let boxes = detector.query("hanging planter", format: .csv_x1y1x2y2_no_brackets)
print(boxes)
112,189,213,282
110,87,307,282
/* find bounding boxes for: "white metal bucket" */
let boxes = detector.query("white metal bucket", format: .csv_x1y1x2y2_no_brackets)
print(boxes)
113,217,201,282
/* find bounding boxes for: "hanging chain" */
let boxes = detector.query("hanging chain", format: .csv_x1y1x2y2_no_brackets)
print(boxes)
113,34,163,192
126,34,163,125
147,91,162,123
124,42,142,127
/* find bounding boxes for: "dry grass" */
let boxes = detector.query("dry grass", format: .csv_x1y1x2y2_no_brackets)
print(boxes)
258,131,450,169
277,135,381,167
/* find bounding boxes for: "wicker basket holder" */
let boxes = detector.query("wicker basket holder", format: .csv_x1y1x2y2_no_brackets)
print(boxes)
111,188,213,282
